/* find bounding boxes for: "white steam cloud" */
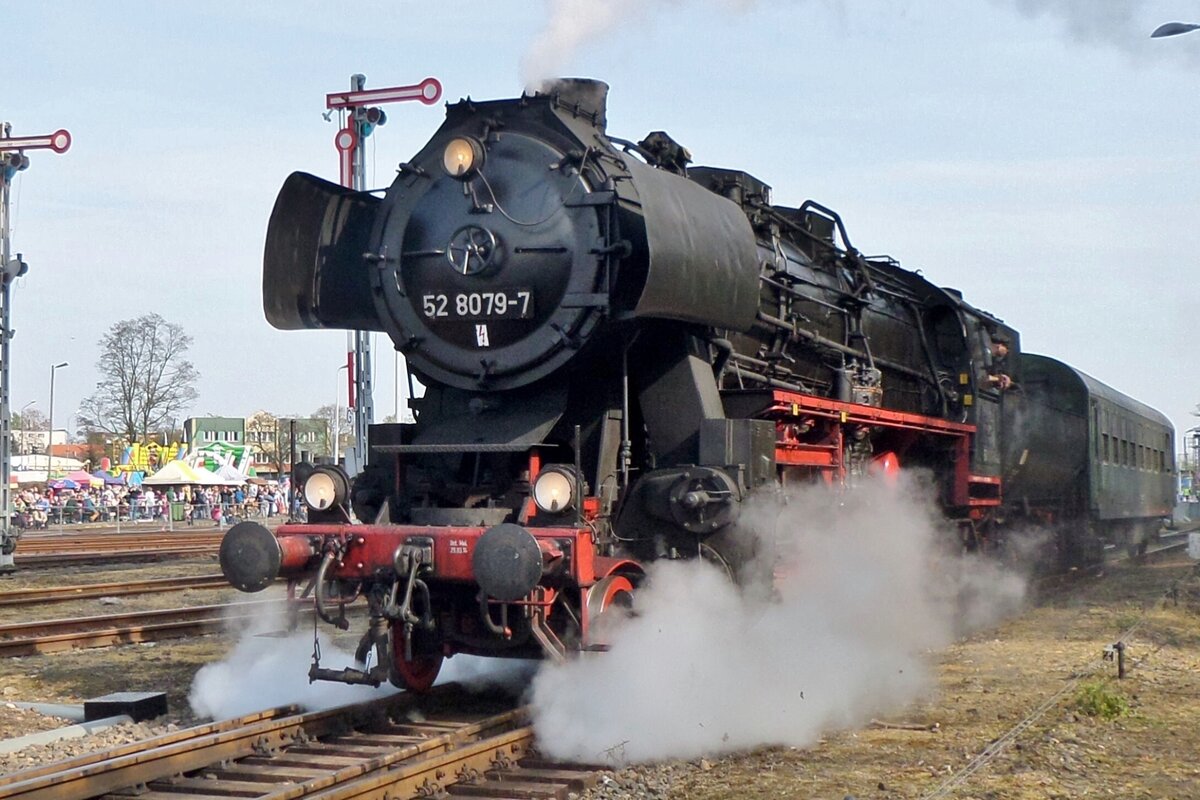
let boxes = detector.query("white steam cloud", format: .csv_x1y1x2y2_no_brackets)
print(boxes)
189,601,396,719
530,476,1026,763
521,0,1195,92
521,0,644,91
521,1,780,90
190,598,539,720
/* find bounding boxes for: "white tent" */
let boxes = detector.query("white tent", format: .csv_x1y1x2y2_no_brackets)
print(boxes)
11,454,85,472
214,464,250,485
141,460,225,486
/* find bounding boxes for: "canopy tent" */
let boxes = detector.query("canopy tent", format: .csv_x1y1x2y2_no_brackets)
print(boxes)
214,464,250,485
92,471,125,486
48,479,80,490
141,460,224,486
64,470,104,488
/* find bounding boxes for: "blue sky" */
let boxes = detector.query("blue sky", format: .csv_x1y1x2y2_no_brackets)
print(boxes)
4,1,1199,447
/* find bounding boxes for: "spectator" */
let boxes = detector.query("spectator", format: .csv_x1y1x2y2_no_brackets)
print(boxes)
82,494,99,523
32,495,48,529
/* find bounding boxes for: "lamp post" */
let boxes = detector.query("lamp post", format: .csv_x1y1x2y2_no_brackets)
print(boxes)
1151,22,1200,38
334,364,349,464
47,361,67,468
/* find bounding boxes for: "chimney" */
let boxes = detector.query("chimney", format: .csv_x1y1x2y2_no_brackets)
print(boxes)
539,78,609,128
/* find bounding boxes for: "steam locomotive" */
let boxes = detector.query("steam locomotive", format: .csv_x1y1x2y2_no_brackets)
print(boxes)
220,79,1174,691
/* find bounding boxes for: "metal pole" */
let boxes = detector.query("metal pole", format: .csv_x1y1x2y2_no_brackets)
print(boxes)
47,362,66,471
334,364,348,464
288,418,297,519
349,74,374,479
47,368,53,462
0,127,12,572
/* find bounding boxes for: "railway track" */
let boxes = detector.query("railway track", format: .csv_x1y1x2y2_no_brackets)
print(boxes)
15,531,225,550
1141,529,1191,560
0,599,298,657
0,575,230,607
0,689,592,800
11,532,224,567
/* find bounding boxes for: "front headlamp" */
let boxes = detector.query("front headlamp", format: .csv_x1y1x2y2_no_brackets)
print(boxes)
303,466,349,512
532,465,579,514
442,136,484,179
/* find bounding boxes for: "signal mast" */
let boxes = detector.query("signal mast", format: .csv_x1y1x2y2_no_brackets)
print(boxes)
324,74,441,475
0,124,71,573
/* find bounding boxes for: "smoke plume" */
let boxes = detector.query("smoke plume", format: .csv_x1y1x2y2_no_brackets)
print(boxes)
530,475,1026,763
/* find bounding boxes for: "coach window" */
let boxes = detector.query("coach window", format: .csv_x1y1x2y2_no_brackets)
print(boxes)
1102,434,1110,463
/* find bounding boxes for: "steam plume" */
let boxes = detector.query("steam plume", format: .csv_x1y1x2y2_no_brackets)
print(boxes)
189,603,394,719
521,0,646,91
190,599,538,719
530,476,1026,763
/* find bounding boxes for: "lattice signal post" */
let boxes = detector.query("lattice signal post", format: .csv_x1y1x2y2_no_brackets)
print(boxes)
325,74,441,475
0,125,71,573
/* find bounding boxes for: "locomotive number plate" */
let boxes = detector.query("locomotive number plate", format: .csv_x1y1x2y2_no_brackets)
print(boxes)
421,290,534,320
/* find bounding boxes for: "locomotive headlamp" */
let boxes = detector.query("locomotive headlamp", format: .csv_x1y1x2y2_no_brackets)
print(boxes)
442,136,484,178
302,466,350,511
532,465,580,514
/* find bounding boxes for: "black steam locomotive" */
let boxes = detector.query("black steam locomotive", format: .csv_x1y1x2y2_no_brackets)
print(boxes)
220,79,1174,691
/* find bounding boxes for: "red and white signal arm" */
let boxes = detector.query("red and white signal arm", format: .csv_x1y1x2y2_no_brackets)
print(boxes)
0,129,72,154
326,77,442,110
335,128,357,187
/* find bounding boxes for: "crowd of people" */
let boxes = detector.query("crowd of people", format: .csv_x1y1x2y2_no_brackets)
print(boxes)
10,482,291,528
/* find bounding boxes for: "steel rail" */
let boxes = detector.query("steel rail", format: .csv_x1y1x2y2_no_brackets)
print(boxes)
0,575,230,606
13,547,219,568
0,600,296,657
15,534,224,551
0,692,535,800
0,705,304,786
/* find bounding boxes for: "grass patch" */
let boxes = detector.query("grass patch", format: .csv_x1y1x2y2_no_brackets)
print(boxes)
1074,680,1129,720
1113,612,1141,632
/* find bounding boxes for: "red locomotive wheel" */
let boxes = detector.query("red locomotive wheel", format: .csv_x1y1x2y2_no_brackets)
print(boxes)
584,574,635,647
389,629,444,693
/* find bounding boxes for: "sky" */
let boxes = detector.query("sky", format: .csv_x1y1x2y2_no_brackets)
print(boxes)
3,1,1199,450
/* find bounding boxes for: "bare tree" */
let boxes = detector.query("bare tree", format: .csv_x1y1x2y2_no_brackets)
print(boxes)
247,411,288,475
77,314,200,441
13,408,47,432
313,403,353,456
